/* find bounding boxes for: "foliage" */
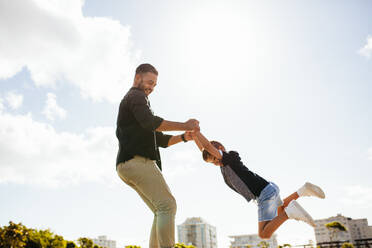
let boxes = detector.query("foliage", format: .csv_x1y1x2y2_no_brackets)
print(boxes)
326,222,347,232
78,237,94,248
0,221,103,248
341,243,354,248
66,241,77,248
278,244,292,248
26,229,67,248
325,221,348,242
175,243,196,248
50,234,67,248
258,241,270,248
0,221,29,248
125,244,196,248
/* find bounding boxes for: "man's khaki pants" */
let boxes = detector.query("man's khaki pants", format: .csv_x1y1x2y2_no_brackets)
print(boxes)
117,156,177,248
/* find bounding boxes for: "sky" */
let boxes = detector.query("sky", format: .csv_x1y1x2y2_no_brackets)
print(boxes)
1,0,372,247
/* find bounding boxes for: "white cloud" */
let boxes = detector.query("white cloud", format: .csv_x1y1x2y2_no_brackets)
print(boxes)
0,98,4,113
340,185,372,209
5,92,23,110
0,111,119,187
0,0,139,103
368,147,372,161
42,92,67,121
359,35,372,59
164,148,201,181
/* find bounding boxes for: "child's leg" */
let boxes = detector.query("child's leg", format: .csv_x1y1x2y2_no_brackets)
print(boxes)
259,191,306,239
258,212,289,239
258,182,288,239
277,192,299,215
278,181,326,215
259,183,322,238
283,192,299,207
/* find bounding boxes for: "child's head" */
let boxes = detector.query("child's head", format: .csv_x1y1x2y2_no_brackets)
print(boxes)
202,141,226,166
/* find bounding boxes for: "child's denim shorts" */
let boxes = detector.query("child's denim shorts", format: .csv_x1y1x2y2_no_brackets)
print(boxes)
257,182,283,222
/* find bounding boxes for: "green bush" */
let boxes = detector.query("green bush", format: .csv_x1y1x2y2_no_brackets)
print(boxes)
0,221,103,248
341,243,354,248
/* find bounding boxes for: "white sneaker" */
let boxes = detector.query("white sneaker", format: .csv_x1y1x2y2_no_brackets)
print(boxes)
285,200,316,227
297,182,325,199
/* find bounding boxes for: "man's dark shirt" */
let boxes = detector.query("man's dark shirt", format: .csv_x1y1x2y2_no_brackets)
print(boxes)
220,151,269,201
116,87,172,170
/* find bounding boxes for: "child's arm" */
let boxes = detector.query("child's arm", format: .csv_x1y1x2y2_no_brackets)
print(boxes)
192,132,204,152
193,131,223,160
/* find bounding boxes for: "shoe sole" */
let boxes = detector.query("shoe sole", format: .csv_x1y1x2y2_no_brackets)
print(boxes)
291,200,317,228
305,182,325,199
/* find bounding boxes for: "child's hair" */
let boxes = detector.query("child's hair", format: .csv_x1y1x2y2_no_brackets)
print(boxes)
202,141,224,162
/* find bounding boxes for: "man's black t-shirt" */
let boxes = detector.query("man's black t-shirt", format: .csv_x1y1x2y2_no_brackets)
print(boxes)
116,87,171,170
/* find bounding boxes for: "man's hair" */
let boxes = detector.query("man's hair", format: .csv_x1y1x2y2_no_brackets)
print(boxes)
135,63,158,76
202,141,224,162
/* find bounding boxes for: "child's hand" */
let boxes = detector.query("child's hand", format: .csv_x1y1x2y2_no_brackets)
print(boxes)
184,131,194,141
216,160,223,167
190,131,197,139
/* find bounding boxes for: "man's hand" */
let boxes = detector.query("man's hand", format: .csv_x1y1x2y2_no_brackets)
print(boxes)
184,131,194,141
184,119,200,131
190,131,197,139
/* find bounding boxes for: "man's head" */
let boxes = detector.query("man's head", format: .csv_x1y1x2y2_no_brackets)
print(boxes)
133,63,158,96
202,141,226,166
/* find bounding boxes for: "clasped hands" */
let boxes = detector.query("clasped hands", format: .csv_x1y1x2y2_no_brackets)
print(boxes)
183,118,200,142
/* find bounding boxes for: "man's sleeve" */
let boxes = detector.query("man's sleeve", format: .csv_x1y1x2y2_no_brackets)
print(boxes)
130,91,164,131
155,132,172,148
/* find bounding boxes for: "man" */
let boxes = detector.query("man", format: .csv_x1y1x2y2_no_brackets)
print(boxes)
116,63,199,248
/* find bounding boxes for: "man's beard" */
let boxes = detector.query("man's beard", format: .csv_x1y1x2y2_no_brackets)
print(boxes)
138,79,152,95
138,80,145,91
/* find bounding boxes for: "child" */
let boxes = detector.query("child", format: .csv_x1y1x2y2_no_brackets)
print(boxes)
190,131,325,239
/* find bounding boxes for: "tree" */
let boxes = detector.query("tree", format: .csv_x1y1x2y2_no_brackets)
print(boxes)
0,221,29,248
325,221,347,243
0,221,102,248
25,228,66,248
326,222,347,232
258,241,270,248
66,241,77,248
78,237,94,248
49,234,66,248
175,243,196,248
341,243,354,248
25,229,44,248
279,244,292,248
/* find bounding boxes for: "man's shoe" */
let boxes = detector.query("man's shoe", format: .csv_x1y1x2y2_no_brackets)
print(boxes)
297,182,325,199
285,200,316,227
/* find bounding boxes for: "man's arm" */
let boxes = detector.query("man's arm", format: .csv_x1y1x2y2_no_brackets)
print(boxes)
156,119,200,132
167,132,193,147
156,131,193,148
130,91,199,132
193,132,222,160
130,92,164,131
